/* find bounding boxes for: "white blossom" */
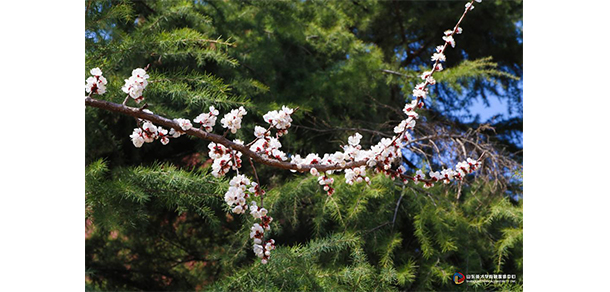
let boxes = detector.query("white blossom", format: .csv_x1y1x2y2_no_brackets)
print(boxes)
221,106,247,134
90,68,103,76
169,128,182,138
224,175,251,211
310,167,319,176
456,161,471,175
254,126,268,139
158,126,168,136
467,158,481,171
129,128,145,148
211,154,234,177
263,106,294,131
394,120,407,134
160,136,170,145
429,171,443,182
208,142,229,159
421,71,432,80
232,205,244,214
174,118,192,131
318,175,334,186
122,68,149,103
348,133,362,147
403,99,419,114
345,166,368,185
253,243,264,256
271,149,287,161
142,121,157,135
249,201,268,220
432,52,446,62
394,117,416,134
413,88,427,98
331,151,347,168
85,68,108,95
414,170,425,183
441,168,456,184
443,35,456,48
193,106,218,132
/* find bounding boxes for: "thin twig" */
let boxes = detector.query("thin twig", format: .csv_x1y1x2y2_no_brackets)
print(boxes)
391,186,406,230
248,157,263,208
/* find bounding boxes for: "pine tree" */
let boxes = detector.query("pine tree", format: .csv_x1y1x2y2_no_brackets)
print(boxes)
85,0,522,290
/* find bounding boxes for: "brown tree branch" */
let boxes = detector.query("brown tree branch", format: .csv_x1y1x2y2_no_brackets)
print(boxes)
85,96,368,173
85,95,487,187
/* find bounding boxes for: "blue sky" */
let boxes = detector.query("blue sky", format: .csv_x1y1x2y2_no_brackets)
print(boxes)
461,80,523,122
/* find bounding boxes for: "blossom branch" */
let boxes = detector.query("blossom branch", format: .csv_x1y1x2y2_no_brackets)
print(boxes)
85,96,368,173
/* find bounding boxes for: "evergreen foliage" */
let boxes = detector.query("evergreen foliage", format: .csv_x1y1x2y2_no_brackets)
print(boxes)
85,0,523,290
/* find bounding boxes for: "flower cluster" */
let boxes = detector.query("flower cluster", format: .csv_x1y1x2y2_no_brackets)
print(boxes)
222,174,276,264
249,201,267,219
121,68,150,103
413,158,481,188
221,172,276,264
209,133,277,265
221,106,247,134
208,142,242,178
345,166,370,185
246,106,296,161
85,68,107,95
126,113,196,148
263,106,295,136
249,181,265,197
249,200,275,264
129,118,171,147
290,153,321,171
225,174,251,214
292,152,352,195
289,128,411,194
193,106,219,132
251,226,275,264
317,175,335,195
250,136,287,161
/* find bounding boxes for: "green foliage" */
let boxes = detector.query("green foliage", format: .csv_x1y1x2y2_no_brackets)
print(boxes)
86,167,523,290
86,159,523,290
86,0,522,291
86,159,226,230
436,57,520,94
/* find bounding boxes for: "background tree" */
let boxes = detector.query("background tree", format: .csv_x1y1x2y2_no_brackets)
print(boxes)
85,0,523,290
